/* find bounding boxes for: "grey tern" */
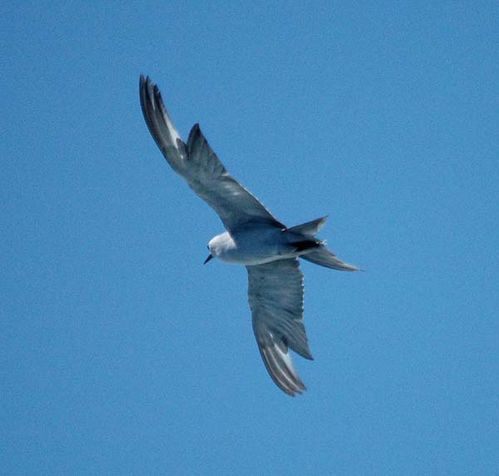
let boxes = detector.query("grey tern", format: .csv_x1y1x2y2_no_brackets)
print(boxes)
139,75,358,396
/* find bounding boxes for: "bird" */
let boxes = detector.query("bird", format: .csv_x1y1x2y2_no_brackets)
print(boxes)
139,75,358,396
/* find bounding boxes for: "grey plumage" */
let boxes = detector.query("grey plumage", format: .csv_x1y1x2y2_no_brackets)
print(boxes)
140,78,284,232
139,75,357,396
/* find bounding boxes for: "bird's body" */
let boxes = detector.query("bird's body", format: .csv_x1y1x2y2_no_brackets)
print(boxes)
209,226,320,266
139,75,357,396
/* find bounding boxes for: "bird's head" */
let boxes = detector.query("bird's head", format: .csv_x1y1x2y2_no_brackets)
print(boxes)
204,232,234,264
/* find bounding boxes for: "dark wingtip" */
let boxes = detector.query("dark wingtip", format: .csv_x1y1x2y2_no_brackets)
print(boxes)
187,123,202,147
139,74,150,89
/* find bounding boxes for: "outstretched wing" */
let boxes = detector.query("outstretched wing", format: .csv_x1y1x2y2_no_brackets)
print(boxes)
247,259,313,396
139,75,284,232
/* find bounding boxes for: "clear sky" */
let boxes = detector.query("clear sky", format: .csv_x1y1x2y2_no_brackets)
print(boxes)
2,2,498,474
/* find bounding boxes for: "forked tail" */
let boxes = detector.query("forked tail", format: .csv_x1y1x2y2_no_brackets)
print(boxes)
301,245,358,271
287,216,358,271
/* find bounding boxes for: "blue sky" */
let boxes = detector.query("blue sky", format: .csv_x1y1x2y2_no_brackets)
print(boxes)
2,1,498,474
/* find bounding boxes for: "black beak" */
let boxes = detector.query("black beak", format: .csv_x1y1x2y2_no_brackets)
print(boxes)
204,254,213,265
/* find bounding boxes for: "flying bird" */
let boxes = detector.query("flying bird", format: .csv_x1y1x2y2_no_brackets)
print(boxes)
139,75,357,396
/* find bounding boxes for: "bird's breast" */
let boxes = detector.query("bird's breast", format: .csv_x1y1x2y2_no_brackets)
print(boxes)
218,227,296,265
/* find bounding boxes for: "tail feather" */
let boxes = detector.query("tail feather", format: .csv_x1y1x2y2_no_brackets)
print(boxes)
287,216,327,236
301,246,358,271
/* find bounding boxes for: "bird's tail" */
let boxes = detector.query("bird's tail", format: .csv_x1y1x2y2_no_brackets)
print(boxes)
287,216,327,236
301,245,358,271
287,216,358,271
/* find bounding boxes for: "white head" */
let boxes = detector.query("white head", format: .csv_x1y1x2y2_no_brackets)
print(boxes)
204,232,234,264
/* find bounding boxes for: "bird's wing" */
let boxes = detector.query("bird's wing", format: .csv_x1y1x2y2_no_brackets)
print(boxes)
139,75,284,232
247,259,313,396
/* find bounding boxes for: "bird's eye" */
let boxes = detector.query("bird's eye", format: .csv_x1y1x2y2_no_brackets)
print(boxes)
206,245,209,250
